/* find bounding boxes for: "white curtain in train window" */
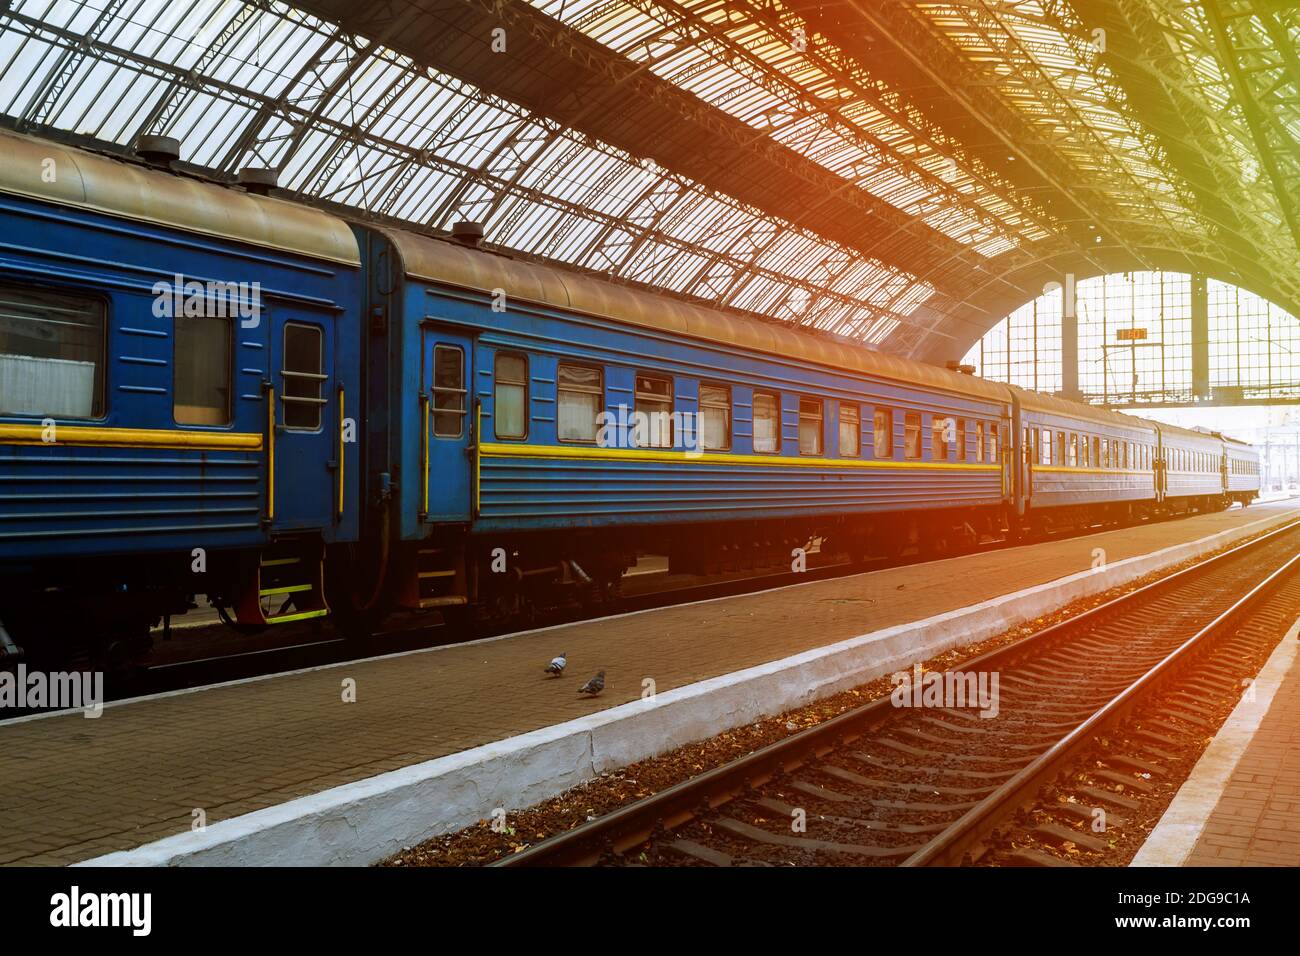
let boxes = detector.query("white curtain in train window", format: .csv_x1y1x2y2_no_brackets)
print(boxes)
558,364,601,442
494,353,527,439
753,392,779,452
0,285,103,417
873,407,892,458
799,399,822,455
905,413,922,459
699,384,730,450
839,404,860,456
635,374,672,448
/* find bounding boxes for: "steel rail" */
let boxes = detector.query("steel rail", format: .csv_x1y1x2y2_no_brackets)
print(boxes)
495,515,1300,866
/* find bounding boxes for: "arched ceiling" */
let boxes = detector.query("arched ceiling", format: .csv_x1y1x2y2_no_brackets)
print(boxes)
0,0,1296,364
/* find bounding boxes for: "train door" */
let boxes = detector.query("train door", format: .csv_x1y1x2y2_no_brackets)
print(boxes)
271,317,335,529
1022,423,1035,509
1154,428,1167,503
231,315,337,627
420,324,474,522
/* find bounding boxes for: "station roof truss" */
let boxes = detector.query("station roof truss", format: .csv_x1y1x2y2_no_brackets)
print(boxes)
0,0,1296,362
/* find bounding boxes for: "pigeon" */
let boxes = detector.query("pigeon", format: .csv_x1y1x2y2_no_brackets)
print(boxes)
545,652,567,677
577,671,605,696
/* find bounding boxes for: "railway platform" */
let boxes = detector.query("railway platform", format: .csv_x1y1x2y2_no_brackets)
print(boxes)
3,502,1298,867
1133,609,1300,867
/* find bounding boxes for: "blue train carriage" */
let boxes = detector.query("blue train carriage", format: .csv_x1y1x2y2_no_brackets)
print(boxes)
1011,387,1161,532
341,224,1013,625
1152,422,1235,513
0,129,362,666
1222,434,1261,506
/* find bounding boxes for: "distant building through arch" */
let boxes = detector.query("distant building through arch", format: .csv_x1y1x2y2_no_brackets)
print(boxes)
961,272,1300,409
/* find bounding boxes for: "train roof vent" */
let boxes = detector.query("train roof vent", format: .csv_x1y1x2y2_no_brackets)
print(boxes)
945,360,977,375
238,166,278,196
133,134,180,167
450,220,485,247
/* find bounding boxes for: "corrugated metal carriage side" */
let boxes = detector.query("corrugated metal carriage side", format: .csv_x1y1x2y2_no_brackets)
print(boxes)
1147,420,1238,510
1013,388,1160,526
1223,436,1261,501
0,129,362,663
337,225,1016,619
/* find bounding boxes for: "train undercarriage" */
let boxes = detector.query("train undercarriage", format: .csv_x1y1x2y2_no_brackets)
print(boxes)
0,491,1255,672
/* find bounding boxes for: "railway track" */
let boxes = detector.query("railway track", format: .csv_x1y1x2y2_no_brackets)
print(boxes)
494,516,1300,867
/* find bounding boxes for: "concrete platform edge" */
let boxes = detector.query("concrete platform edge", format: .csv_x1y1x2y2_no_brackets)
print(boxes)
76,511,1289,867
1129,616,1300,867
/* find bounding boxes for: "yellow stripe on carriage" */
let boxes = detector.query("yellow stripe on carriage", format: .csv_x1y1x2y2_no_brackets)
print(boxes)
479,442,1000,471
0,423,263,451
1033,465,1149,475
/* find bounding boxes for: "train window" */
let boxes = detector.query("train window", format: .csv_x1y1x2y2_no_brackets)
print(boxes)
281,323,326,431
1081,435,1090,468
0,284,106,418
956,418,967,461
1056,432,1066,467
494,352,528,439
557,364,602,443
874,408,892,458
430,344,466,438
700,384,731,451
753,391,780,453
799,398,823,455
1041,428,1052,465
932,417,950,461
1068,433,1078,467
988,424,998,464
905,412,922,459
635,374,673,449
175,314,232,426
975,422,985,462
839,403,860,457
